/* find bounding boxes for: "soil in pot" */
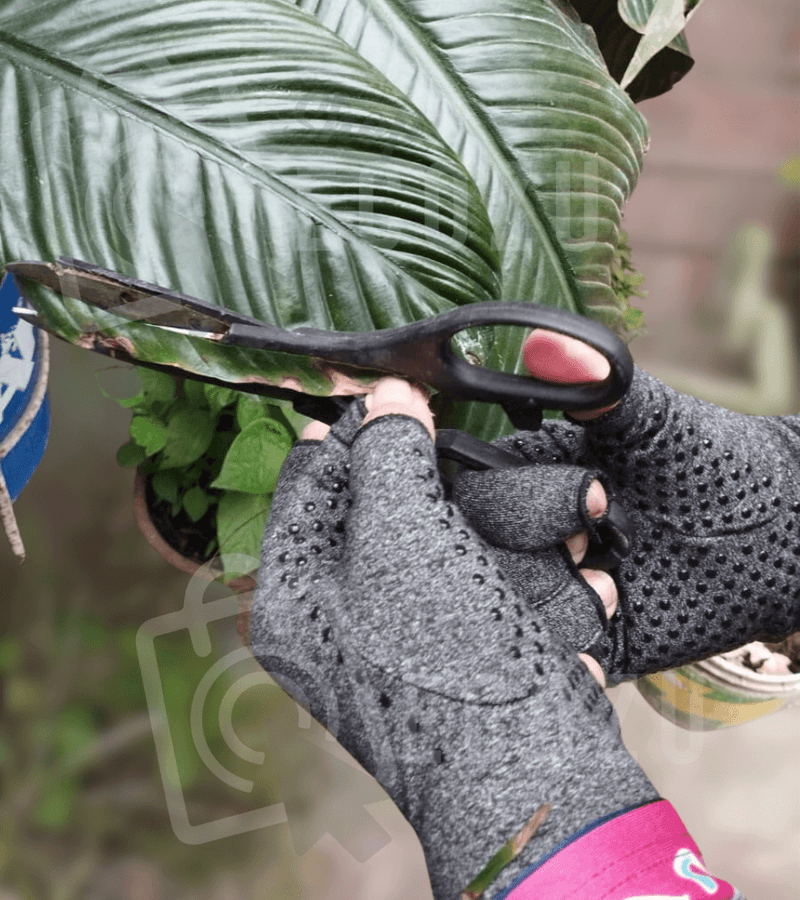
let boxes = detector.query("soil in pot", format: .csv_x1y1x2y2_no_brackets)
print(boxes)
721,633,800,676
143,473,217,566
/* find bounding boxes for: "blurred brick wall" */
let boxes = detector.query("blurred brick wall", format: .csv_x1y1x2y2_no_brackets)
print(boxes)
611,2,800,899
624,0,799,378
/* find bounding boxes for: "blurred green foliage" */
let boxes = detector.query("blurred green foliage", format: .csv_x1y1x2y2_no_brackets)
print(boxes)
611,230,648,337
0,342,297,900
0,564,284,900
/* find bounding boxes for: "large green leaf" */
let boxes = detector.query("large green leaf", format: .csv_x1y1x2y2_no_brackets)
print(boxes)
293,0,649,435
295,0,648,314
0,0,648,442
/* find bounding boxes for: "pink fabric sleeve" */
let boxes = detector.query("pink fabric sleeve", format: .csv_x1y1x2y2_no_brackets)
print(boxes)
499,800,743,900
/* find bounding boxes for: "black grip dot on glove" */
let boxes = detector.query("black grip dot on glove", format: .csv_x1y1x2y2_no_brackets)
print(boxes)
454,365,800,682
250,402,657,899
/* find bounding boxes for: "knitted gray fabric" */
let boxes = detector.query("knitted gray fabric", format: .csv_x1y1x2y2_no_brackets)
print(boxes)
454,465,615,653
453,464,603,552
454,366,800,683
250,401,657,900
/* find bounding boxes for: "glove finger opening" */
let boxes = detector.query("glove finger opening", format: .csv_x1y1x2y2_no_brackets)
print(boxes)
454,464,610,552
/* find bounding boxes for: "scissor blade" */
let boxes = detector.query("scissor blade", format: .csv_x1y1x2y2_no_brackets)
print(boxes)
6,259,231,334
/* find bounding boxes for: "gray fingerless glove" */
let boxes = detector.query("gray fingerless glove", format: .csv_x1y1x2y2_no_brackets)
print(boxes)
454,463,615,654
250,402,657,899
454,365,800,682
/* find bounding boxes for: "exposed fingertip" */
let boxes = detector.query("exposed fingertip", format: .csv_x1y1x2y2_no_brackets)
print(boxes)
565,531,588,565
580,568,619,619
523,329,611,383
361,378,435,440
371,376,417,406
579,653,607,688
301,420,331,441
586,479,608,519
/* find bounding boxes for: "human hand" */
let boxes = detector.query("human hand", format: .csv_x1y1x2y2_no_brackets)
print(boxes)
301,379,617,688
455,330,800,682
249,384,657,898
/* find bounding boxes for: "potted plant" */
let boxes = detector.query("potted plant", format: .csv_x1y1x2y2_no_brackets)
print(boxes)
0,0,693,574
108,367,307,586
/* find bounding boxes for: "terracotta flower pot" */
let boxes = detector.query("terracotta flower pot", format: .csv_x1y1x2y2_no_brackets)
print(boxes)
133,469,257,644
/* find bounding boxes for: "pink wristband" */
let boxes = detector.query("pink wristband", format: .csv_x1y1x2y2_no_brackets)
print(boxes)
500,800,743,900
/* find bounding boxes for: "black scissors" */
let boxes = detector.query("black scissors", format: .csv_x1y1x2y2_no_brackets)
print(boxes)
8,257,634,566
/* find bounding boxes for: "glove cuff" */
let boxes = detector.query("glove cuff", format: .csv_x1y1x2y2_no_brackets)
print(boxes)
492,800,743,900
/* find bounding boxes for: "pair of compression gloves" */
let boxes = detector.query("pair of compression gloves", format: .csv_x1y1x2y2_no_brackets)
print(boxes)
249,366,798,898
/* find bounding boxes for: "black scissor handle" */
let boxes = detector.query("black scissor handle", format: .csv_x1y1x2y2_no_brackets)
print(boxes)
226,302,633,416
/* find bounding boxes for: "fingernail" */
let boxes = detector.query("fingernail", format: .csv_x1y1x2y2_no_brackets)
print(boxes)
586,480,607,518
